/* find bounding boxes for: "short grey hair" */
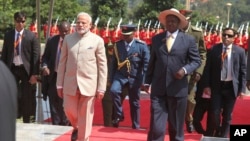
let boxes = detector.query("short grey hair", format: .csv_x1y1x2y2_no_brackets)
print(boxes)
77,12,92,24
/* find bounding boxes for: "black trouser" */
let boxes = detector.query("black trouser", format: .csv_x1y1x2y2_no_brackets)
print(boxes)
47,73,69,125
102,85,128,127
11,64,36,123
193,97,211,134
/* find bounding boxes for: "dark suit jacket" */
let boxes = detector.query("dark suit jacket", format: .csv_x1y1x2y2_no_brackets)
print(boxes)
1,29,40,76
145,31,201,97
41,35,61,97
110,39,150,86
202,43,246,97
0,61,17,141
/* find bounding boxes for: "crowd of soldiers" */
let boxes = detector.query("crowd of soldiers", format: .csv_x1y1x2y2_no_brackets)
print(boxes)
27,19,249,54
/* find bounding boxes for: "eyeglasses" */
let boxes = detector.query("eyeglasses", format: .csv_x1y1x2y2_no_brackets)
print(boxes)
222,33,234,38
15,20,26,23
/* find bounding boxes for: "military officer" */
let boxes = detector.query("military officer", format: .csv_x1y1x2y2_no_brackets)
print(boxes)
180,9,207,133
109,24,150,129
102,41,128,127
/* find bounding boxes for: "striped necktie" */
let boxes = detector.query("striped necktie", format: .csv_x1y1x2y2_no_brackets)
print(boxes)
221,47,229,80
15,32,21,55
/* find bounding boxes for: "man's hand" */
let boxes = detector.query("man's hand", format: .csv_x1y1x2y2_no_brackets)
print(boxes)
238,92,246,99
143,85,151,94
42,67,50,76
191,72,201,82
174,68,185,79
57,88,63,99
96,91,104,100
29,75,38,84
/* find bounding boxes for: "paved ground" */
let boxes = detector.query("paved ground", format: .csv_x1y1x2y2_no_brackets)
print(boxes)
16,123,71,141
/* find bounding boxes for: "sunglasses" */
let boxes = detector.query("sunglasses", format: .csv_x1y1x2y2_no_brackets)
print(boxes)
222,33,234,38
16,20,26,23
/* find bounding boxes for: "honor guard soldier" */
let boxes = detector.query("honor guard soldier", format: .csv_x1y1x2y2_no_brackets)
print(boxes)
180,9,207,133
109,24,150,129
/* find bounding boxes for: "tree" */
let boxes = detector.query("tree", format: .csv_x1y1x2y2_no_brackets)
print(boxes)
132,0,178,26
90,0,128,27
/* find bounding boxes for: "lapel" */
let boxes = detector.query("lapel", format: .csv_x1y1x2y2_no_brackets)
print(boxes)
159,32,168,55
20,29,26,53
53,35,61,55
10,30,15,51
171,32,183,52
159,31,183,54
231,44,236,71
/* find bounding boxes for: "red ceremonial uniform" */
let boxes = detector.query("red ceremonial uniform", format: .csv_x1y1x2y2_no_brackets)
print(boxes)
111,27,121,43
50,25,59,37
100,27,110,45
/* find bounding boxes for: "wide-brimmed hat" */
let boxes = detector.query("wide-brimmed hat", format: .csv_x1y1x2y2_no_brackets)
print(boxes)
158,8,188,29
121,24,136,35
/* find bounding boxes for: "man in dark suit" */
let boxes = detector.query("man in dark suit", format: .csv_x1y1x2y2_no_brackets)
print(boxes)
0,60,17,141
109,24,150,129
202,27,246,138
1,11,40,123
144,8,201,141
41,21,71,126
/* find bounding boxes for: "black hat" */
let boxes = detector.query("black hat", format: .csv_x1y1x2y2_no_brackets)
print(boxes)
121,24,136,35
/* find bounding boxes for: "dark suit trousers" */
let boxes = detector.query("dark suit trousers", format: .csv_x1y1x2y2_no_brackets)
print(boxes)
110,79,141,129
147,95,187,141
210,82,236,138
11,64,36,123
193,97,211,134
47,73,69,125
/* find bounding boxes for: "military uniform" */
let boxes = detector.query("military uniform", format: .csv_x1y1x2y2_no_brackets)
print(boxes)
184,24,207,132
102,42,128,127
109,25,150,129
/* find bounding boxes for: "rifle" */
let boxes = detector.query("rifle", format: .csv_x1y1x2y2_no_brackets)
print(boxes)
144,20,148,28
215,21,219,31
115,18,123,37
245,22,249,38
146,20,151,38
94,17,100,26
106,17,112,37
55,16,60,27
136,19,141,39
204,22,208,36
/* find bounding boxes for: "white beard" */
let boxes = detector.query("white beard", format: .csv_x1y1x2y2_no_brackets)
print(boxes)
77,28,89,35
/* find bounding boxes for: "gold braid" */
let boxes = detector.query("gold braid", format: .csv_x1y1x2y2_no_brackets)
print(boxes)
113,43,131,73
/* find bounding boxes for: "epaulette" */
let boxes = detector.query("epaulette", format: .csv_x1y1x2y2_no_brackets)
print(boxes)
191,26,203,32
134,39,146,45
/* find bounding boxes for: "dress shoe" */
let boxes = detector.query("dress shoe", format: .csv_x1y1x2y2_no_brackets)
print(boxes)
186,122,194,133
71,129,78,141
112,117,124,128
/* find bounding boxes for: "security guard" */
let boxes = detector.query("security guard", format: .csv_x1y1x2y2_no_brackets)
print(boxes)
109,24,150,129
180,9,207,133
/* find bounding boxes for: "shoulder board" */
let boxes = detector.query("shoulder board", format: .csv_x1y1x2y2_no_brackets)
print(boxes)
191,26,203,32
134,39,146,44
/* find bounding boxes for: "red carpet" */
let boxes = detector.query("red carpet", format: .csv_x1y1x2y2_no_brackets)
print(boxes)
54,96,250,141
